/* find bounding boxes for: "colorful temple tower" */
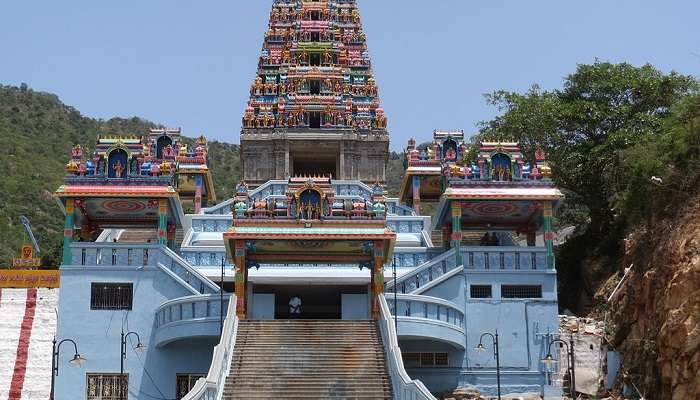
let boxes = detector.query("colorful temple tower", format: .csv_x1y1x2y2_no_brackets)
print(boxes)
51,2,565,399
240,0,389,187
394,132,563,395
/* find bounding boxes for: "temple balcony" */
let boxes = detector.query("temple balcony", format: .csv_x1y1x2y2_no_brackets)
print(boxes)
154,294,230,347
388,245,552,296
387,294,465,350
66,243,219,295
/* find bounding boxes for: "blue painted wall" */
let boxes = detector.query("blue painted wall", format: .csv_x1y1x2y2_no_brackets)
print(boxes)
55,264,217,399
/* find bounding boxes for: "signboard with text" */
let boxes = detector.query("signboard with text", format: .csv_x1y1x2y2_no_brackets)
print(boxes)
0,270,60,288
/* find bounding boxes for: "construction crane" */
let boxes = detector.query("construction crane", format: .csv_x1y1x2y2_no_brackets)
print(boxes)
20,215,40,255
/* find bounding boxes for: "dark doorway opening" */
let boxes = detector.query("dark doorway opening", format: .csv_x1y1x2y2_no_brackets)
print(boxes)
310,53,321,66
255,284,366,319
309,112,321,128
310,80,321,94
293,158,336,178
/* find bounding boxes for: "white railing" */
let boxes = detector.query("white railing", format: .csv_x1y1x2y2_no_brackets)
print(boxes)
181,295,238,400
155,294,230,329
378,295,436,400
69,243,220,295
159,247,220,295
390,294,465,331
461,246,548,270
386,249,458,294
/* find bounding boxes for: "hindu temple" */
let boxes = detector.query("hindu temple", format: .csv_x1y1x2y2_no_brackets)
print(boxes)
51,1,565,399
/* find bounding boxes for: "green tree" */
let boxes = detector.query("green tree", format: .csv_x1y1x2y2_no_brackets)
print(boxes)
477,62,697,236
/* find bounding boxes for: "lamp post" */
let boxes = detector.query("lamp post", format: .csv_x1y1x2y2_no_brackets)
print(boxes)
542,335,576,396
392,256,397,333
475,331,501,400
120,330,146,400
50,337,86,400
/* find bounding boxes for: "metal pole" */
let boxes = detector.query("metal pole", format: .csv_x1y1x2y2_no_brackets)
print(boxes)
392,256,397,333
120,331,125,400
49,337,57,400
569,335,576,396
495,332,501,400
221,257,224,335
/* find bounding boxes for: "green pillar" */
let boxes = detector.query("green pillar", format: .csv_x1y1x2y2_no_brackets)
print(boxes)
158,198,168,246
543,201,555,269
62,198,75,265
451,202,463,266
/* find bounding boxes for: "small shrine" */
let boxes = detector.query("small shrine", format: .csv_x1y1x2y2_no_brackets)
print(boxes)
225,177,394,320
56,135,185,263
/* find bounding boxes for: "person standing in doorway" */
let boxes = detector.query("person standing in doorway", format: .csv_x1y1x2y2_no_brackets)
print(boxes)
289,295,302,318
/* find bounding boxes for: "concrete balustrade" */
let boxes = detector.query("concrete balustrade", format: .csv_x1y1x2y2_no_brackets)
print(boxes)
388,294,465,349
154,294,230,347
378,296,436,400
68,243,219,295
461,246,548,270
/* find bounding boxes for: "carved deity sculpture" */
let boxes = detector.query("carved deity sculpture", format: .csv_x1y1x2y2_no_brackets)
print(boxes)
113,160,124,178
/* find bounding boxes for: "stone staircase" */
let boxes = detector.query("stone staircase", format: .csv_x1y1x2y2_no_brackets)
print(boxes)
117,229,158,243
224,320,393,399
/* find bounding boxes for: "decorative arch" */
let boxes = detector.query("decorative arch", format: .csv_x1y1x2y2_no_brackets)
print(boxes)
491,152,512,181
156,135,173,159
442,138,458,160
107,146,130,179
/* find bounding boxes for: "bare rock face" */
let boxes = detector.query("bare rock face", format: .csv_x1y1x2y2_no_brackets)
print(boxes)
610,201,700,399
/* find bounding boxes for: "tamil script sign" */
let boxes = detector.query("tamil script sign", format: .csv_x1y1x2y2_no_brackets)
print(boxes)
11,244,42,268
0,270,60,288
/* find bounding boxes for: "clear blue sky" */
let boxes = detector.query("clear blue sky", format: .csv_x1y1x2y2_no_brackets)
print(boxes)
1,1,698,149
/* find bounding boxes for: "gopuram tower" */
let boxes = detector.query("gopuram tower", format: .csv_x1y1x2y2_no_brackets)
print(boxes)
240,0,389,187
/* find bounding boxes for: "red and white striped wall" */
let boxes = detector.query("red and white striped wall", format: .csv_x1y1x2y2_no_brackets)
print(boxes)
0,288,58,400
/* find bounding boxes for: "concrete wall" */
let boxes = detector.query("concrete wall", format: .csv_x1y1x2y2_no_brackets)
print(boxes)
0,288,58,400
399,339,463,394
55,266,216,399
396,266,559,396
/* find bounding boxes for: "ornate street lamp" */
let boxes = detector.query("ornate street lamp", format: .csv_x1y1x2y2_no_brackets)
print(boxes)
542,335,576,396
120,330,146,400
475,331,501,400
50,337,86,400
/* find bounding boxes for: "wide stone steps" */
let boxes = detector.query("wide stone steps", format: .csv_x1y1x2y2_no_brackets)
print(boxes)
224,320,392,399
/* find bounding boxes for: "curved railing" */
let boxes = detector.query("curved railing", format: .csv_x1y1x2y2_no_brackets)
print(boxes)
388,294,465,349
182,295,238,400
154,294,230,347
378,295,436,400
386,249,458,294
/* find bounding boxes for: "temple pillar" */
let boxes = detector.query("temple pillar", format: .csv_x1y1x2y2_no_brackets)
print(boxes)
167,223,176,250
412,175,421,214
543,202,555,269
526,231,537,247
234,240,248,319
371,240,385,320
62,198,75,265
442,226,450,250
451,202,463,266
194,175,203,213
158,198,168,246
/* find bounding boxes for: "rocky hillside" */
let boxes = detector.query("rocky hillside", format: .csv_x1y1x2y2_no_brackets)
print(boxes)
605,200,700,399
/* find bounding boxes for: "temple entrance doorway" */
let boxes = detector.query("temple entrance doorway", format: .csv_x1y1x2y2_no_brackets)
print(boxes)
252,284,369,320
291,150,338,178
